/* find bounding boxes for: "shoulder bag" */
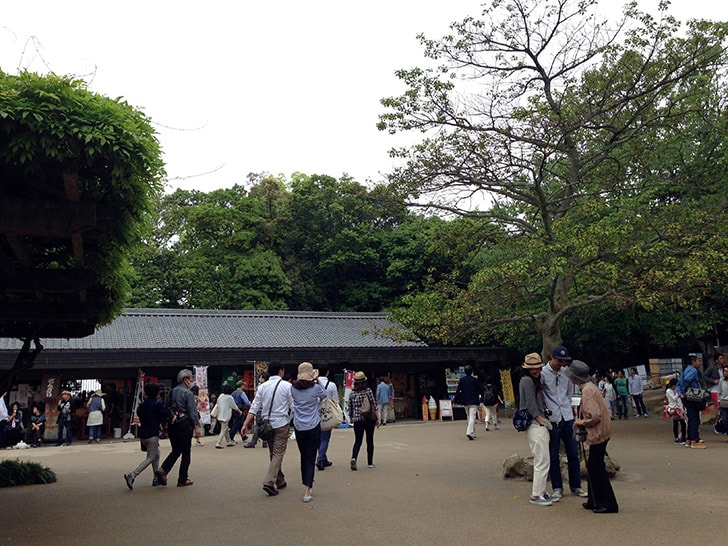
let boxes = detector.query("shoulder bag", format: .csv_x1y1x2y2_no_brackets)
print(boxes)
360,391,378,421
257,379,281,441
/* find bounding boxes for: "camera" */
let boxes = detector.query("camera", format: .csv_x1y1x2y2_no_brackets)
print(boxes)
574,425,587,442
544,408,552,417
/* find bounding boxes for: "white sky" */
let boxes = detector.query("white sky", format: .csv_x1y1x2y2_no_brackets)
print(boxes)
1,1,727,193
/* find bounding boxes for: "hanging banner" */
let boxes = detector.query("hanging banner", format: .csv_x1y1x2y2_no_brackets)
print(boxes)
194,366,210,425
500,369,515,403
41,374,61,400
221,368,238,388
130,370,145,427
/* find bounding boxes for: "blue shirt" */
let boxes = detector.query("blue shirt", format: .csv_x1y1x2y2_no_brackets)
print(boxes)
232,389,251,410
376,382,392,404
291,382,327,431
541,362,575,423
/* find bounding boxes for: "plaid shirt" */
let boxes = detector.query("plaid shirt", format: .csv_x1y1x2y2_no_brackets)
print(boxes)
348,388,376,423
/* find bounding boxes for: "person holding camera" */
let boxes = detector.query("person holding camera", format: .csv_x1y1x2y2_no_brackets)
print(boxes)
566,360,619,514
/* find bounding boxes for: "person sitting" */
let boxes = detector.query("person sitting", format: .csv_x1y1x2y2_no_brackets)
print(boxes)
29,404,46,447
4,402,24,447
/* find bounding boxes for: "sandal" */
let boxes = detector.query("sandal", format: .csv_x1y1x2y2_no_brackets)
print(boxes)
177,479,194,487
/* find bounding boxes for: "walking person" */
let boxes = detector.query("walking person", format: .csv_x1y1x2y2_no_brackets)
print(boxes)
155,369,202,487
454,365,484,440
566,360,619,514
628,368,649,417
348,371,379,470
213,384,242,449
482,377,503,431
316,363,339,470
541,345,588,499
86,390,105,443
291,362,328,502
241,362,294,496
124,382,167,490
55,390,73,446
518,352,558,506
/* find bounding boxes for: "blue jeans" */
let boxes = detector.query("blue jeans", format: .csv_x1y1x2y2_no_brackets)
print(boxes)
295,424,321,488
548,419,582,491
685,403,701,442
617,395,629,419
317,429,332,463
88,425,102,441
56,420,73,445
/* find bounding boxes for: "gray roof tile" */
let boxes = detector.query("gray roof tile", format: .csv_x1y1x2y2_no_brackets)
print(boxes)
0,309,424,350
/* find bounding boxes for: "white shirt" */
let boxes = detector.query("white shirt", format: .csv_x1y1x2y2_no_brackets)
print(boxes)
249,376,293,428
0,396,7,421
214,393,239,422
318,376,339,402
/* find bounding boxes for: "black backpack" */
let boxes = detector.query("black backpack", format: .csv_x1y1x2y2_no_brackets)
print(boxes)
482,386,498,406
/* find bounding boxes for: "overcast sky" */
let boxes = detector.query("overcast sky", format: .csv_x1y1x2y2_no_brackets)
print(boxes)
2,1,726,193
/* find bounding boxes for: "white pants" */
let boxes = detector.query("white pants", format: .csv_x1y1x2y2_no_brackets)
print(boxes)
216,421,231,447
526,423,550,497
485,405,498,428
465,405,478,437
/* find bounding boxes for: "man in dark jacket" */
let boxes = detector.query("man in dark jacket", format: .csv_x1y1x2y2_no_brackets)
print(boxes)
454,365,484,440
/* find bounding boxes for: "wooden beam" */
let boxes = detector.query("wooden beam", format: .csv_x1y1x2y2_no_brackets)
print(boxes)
1,268,97,293
0,197,97,237
0,302,102,322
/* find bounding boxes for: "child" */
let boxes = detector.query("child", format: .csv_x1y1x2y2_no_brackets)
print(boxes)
665,378,686,444
30,404,46,447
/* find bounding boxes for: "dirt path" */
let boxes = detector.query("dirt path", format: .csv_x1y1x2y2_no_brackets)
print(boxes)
2,398,726,545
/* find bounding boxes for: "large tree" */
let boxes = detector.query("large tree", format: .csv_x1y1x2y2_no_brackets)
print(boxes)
378,0,728,356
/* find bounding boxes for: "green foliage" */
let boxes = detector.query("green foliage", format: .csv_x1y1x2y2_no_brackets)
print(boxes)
0,71,165,324
379,0,728,352
0,459,57,487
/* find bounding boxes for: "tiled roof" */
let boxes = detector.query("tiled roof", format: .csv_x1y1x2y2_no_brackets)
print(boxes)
0,308,425,351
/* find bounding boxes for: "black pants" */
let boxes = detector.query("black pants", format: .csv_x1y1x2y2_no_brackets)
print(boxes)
161,422,193,484
672,418,686,440
351,419,376,465
586,440,618,512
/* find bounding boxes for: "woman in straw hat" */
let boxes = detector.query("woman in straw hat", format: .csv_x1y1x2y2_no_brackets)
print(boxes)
56,390,74,446
519,353,559,507
291,362,328,502
86,390,106,443
347,371,379,471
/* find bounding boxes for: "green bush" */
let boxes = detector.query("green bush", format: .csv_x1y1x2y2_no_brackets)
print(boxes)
0,459,57,487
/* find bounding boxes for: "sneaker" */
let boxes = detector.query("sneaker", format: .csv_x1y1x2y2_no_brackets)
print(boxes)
316,461,325,471
350,458,357,471
485,427,490,431
124,472,135,490
494,426,499,430
529,495,553,506
154,468,168,486
572,488,589,498
215,445,224,449
262,484,278,496
691,442,707,449
674,438,682,444
466,434,475,440
303,495,312,503
551,488,563,500
152,476,160,487
368,464,375,468
543,492,560,503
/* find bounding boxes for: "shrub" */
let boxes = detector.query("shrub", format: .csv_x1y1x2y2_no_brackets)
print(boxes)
0,459,57,487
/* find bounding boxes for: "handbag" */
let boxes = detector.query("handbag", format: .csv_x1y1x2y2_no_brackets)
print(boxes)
257,379,281,441
720,399,728,409
360,393,377,421
512,409,532,432
685,387,711,404
210,403,219,418
319,397,344,431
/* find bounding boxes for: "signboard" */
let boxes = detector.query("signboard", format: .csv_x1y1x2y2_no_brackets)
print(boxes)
439,399,453,421
500,369,515,403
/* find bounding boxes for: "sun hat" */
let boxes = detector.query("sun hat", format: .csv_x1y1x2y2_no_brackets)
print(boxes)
297,362,319,381
92,390,105,397
354,371,367,382
61,390,71,396
522,353,544,369
564,360,591,384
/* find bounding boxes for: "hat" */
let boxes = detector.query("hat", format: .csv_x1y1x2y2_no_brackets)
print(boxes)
522,353,544,369
297,362,319,381
564,360,590,384
551,345,572,361
236,380,244,388
61,390,71,396
93,390,105,397
354,371,367,382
